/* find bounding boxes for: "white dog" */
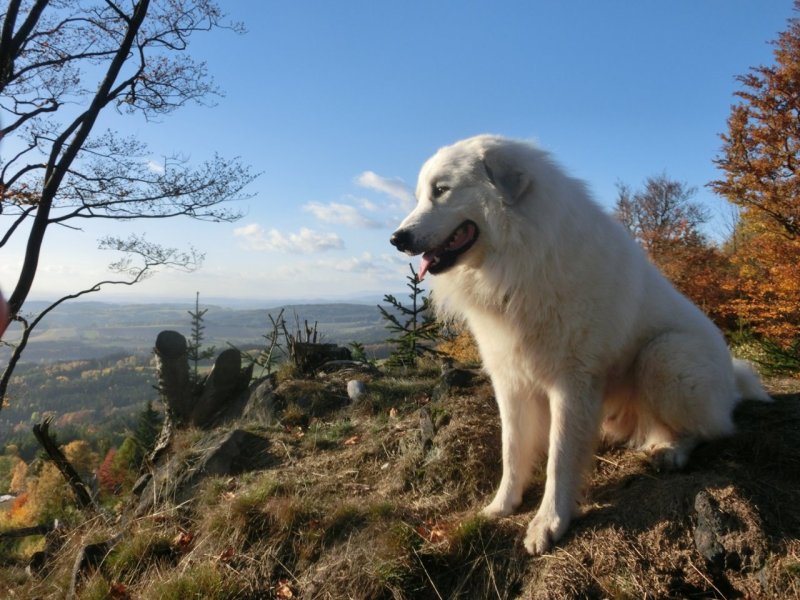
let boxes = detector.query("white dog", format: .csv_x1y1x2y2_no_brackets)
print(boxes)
391,135,769,555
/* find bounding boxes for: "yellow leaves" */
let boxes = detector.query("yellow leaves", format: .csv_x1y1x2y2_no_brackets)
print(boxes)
172,530,194,553
711,12,800,241
724,232,800,346
275,578,295,599
109,582,130,599
216,546,235,563
417,520,450,545
8,458,27,494
437,325,481,365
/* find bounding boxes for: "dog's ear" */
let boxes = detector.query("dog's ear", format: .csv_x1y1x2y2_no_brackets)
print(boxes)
482,146,531,204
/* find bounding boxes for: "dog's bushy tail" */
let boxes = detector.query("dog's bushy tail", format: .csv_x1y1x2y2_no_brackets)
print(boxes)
733,358,772,402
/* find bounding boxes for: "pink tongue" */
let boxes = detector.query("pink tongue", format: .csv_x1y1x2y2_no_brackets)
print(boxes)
418,252,435,281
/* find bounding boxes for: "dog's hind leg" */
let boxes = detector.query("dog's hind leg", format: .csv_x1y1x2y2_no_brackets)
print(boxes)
482,384,549,518
524,375,602,555
634,332,737,471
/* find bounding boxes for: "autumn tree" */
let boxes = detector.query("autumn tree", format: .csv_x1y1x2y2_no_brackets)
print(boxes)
614,175,732,325
97,448,124,497
710,2,800,357
0,1,257,410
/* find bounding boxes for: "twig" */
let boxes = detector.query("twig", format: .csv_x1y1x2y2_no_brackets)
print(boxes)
411,546,444,600
688,558,729,600
594,454,622,468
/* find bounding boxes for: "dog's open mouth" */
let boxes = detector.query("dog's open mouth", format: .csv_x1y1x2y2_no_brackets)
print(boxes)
419,220,479,280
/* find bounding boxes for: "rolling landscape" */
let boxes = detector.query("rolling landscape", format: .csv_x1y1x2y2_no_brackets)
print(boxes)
0,299,393,461
6,300,391,364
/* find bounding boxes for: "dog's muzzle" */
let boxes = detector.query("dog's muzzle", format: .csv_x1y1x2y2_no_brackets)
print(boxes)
390,229,414,254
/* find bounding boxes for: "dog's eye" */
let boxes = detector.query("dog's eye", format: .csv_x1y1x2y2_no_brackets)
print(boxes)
432,184,450,199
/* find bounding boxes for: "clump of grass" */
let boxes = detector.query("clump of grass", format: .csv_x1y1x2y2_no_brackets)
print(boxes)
366,377,438,414
281,402,309,427
368,500,396,520
274,361,300,383
77,576,112,600
195,475,235,506
145,563,242,600
278,380,346,413
321,503,368,546
230,475,292,519
105,530,177,582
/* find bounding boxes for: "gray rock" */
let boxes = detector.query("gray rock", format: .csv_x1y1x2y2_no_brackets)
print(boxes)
242,378,279,424
192,348,245,427
693,491,729,568
693,489,765,573
136,428,273,515
347,380,367,402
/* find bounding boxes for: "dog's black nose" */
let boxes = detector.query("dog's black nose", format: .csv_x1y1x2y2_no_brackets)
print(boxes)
390,229,412,252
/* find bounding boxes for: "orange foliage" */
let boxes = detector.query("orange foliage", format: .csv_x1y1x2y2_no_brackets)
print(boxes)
6,491,35,527
438,325,481,365
654,241,736,331
614,175,736,331
723,223,800,345
711,4,800,347
9,491,29,516
8,458,28,494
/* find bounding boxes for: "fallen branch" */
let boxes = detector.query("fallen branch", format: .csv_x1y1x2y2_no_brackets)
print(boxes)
0,524,54,539
32,417,96,512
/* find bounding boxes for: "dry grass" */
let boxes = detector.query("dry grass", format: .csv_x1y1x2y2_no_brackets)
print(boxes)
4,374,799,599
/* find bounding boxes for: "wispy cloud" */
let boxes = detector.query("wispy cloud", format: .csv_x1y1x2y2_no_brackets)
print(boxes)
303,201,381,228
355,171,415,211
234,223,344,254
146,160,165,175
305,252,407,280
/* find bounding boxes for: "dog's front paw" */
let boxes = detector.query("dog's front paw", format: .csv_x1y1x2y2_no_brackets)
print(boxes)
481,500,514,518
524,508,569,555
481,487,522,518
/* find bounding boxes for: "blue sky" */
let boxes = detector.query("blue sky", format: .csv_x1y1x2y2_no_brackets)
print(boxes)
3,1,796,305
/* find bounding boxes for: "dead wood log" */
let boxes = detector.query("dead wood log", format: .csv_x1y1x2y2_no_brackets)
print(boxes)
155,330,192,425
193,348,247,427
0,524,53,539
32,418,95,512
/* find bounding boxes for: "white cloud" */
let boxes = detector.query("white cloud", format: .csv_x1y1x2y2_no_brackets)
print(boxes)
326,252,380,273
233,223,344,254
146,160,165,175
313,252,410,280
303,201,381,228
355,171,415,210
359,198,379,212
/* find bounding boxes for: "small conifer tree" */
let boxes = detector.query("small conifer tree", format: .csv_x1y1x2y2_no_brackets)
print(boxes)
379,264,441,368
187,292,216,385
134,400,162,460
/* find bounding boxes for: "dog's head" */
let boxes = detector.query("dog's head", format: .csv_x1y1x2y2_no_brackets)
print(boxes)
390,135,533,279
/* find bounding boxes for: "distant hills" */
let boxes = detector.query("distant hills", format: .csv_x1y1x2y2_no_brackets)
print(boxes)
3,300,392,364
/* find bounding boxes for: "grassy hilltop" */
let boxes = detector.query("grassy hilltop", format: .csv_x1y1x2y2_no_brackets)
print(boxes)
2,361,798,599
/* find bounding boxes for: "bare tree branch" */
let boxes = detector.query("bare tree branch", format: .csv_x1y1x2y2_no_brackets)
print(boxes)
0,234,204,402
0,1,256,411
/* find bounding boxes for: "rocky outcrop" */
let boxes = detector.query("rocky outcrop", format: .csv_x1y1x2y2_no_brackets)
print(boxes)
135,428,273,515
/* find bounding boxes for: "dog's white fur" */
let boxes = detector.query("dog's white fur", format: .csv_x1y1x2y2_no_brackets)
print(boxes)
393,135,770,555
